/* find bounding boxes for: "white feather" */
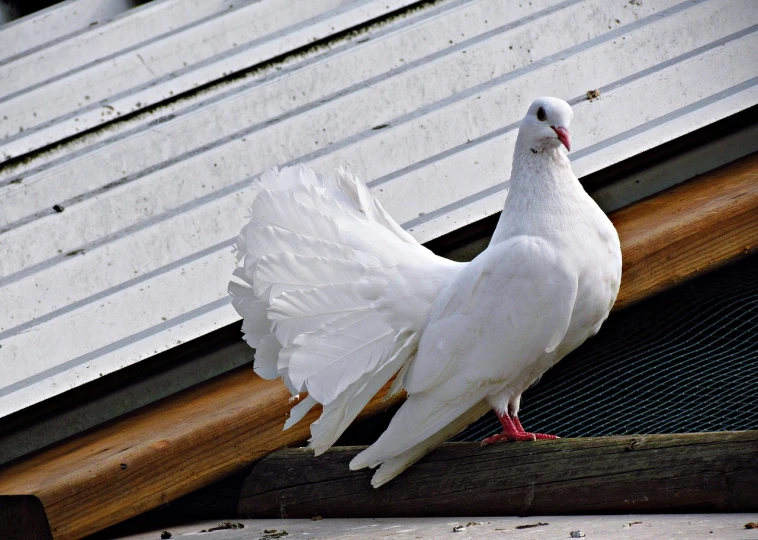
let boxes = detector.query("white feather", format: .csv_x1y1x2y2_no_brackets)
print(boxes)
269,284,368,346
283,395,318,430
308,332,417,454
367,400,490,488
252,333,282,380
228,282,270,347
239,223,356,263
386,356,411,399
350,390,487,472
250,189,340,243
252,253,369,298
334,166,418,245
231,164,460,474
288,311,396,404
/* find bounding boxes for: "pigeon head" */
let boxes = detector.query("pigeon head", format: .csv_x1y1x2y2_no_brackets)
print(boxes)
519,97,573,152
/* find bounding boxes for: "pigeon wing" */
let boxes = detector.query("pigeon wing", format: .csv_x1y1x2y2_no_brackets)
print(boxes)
350,235,579,487
403,234,579,397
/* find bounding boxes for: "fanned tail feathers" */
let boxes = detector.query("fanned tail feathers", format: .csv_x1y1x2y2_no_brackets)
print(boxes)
230,165,430,454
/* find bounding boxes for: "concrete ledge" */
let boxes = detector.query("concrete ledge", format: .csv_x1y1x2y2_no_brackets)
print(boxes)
114,514,758,540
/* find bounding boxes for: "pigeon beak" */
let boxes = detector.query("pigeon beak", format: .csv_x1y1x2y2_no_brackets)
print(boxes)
552,126,571,151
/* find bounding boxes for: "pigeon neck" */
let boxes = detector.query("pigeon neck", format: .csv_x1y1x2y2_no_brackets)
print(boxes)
510,135,577,198
490,139,585,245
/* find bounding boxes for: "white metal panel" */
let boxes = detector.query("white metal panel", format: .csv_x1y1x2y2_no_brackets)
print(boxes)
0,0,757,418
592,121,758,213
0,0,420,160
0,0,747,275
0,0,259,94
0,0,726,262
0,0,135,63
0,0,566,233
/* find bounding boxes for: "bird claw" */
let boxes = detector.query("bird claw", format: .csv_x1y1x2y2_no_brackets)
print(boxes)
480,432,536,446
479,415,558,445
533,433,560,440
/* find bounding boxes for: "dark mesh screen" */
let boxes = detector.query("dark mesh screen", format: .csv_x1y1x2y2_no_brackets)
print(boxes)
452,254,758,442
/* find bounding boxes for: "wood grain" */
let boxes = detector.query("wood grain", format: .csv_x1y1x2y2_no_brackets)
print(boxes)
611,151,758,309
239,432,758,518
0,371,403,539
1,152,757,538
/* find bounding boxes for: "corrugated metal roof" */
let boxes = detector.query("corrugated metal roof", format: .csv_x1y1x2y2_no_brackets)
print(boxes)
1,0,757,418
0,0,421,158
0,0,137,59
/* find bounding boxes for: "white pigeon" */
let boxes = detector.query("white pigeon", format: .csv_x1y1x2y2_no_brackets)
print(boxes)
229,97,622,487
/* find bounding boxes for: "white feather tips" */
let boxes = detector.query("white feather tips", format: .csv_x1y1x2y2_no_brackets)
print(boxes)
334,166,418,245
283,394,318,430
253,333,282,380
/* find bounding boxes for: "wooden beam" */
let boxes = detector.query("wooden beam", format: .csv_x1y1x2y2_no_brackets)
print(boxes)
1,152,757,538
239,432,758,518
0,372,403,539
611,151,758,309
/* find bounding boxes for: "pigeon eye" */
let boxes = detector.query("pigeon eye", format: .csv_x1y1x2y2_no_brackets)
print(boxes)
536,107,546,121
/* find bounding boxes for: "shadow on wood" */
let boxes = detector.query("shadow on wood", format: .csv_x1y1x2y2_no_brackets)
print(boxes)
239,432,758,518
0,496,52,540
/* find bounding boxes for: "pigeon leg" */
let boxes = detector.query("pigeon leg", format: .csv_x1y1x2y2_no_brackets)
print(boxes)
480,413,558,446
480,413,536,445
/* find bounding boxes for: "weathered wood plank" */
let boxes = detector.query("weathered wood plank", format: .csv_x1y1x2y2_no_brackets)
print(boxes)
239,432,758,518
1,153,757,538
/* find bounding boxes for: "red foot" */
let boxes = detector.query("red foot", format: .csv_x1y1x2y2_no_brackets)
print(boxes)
480,414,559,446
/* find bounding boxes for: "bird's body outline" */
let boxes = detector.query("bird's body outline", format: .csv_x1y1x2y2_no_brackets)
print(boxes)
230,96,622,487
